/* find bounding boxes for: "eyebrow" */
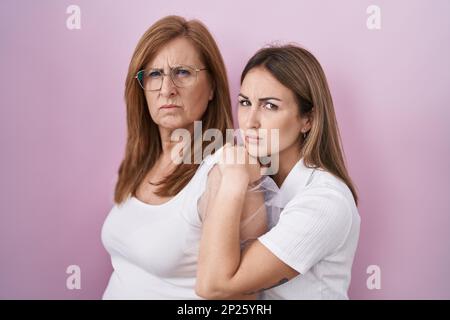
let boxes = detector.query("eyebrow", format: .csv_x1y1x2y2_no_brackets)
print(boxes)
147,63,195,69
238,93,282,102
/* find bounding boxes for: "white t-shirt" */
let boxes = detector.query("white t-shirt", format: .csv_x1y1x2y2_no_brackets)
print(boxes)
101,152,221,299
258,158,361,300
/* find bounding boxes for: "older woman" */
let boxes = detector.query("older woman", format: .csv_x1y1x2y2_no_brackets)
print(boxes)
101,16,248,299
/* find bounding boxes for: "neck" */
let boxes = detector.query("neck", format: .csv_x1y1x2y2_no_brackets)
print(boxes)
158,127,178,157
271,143,302,188
158,123,195,160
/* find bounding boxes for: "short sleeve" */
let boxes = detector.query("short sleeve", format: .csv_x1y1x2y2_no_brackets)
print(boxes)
178,147,225,228
258,185,353,274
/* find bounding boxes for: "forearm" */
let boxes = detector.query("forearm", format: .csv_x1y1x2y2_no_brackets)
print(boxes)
197,174,249,298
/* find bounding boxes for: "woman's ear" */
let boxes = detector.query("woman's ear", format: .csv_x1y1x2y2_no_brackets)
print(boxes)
301,107,314,132
209,80,215,101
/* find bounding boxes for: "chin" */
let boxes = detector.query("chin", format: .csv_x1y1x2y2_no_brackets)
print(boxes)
245,143,271,158
159,119,189,131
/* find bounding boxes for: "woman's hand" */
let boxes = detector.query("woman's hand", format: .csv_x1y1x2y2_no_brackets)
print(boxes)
218,143,261,184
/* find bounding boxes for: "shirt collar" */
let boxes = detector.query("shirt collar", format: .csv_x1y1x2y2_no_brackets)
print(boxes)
278,157,316,208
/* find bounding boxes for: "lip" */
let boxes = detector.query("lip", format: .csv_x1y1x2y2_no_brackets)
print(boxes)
160,104,180,109
245,135,262,144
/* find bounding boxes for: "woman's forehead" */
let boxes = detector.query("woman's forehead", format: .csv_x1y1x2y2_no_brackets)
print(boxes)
147,38,203,68
241,68,293,101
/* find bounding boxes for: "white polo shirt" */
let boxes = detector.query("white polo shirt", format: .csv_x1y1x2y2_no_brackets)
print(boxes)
258,158,360,300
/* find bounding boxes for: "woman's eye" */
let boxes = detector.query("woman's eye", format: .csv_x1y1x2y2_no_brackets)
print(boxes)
175,68,191,77
264,102,278,110
239,100,251,107
148,70,162,78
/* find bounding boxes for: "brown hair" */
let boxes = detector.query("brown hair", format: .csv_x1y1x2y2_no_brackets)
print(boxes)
114,15,233,204
241,44,358,205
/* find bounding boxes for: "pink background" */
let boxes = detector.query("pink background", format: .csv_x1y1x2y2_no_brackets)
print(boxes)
1,0,449,299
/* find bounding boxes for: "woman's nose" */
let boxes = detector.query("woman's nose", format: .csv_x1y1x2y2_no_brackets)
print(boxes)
159,75,177,98
245,107,261,129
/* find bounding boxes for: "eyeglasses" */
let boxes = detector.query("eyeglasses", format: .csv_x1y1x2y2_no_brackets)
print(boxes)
135,65,208,91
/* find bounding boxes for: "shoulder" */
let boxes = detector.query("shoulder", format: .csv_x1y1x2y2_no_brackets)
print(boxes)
284,170,358,233
186,147,225,197
201,146,224,167
305,168,357,212
196,146,225,181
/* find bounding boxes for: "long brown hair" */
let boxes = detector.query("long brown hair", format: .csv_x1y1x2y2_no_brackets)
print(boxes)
241,44,358,205
114,16,233,204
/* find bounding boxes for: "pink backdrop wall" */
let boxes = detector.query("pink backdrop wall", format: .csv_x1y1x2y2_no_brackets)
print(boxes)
1,0,449,299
